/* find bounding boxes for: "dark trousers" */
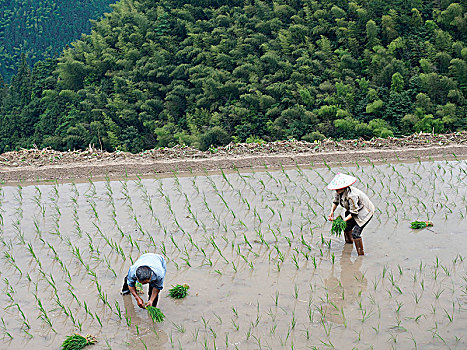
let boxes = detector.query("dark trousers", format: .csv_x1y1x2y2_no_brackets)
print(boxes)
122,277,159,307
345,211,372,239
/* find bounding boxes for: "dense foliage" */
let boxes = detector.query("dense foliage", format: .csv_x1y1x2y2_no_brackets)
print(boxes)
0,0,466,153
0,0,116,82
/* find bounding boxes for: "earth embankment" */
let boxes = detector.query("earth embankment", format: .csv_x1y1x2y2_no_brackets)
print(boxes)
1,132,466,182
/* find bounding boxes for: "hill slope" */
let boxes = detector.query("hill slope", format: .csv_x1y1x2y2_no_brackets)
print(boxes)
0,0,116,81
0,0,466,153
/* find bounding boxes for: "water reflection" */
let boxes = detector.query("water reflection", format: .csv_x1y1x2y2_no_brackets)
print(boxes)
324,244,368,324
122,294,169,349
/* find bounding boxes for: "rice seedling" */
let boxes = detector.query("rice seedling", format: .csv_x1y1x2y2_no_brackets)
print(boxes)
0,158,465,349
331,216,347,236
172,322,186,334
147,306,165,323
169,284,190,299
34,294,54,331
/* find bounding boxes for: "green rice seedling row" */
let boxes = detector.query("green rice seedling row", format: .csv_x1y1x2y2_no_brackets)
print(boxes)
0,158,465,349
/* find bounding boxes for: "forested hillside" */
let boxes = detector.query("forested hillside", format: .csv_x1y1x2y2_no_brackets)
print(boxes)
0,0,466,153
0,0,116,82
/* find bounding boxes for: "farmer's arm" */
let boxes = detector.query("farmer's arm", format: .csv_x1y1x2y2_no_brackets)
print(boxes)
145,273,164,307
145,288,160,307
328,202,338,221
127,272,145,308
129,286,145,308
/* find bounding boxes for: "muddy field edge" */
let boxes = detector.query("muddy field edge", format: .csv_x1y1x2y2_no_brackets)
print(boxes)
1,144,467,183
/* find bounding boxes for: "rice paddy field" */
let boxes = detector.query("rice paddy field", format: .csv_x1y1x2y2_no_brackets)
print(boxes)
0,157,466,349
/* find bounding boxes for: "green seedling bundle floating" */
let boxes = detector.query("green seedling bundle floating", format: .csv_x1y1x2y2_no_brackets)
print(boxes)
411,221,433,229
331,217,346,236
147,306,165,322
61,334,97,350
169,284,189,299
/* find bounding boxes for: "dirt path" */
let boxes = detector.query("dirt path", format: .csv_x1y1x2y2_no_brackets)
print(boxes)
1,132,466,182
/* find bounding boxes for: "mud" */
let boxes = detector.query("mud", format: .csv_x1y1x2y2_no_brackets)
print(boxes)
0,158,465,349
1,132,467,182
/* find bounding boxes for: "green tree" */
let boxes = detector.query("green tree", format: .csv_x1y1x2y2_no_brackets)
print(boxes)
390,72,404,92
0,0,117,82
1,0,466,153
414,114,445,133
366,20,380,49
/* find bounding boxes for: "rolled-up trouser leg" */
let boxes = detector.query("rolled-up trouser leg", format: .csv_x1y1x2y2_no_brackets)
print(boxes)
351,216,372,239
351,224,364,239
344,211,356,242
148,285,160,307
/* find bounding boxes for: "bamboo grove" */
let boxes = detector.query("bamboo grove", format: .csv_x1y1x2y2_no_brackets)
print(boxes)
0,0,117,81
0,0,466,153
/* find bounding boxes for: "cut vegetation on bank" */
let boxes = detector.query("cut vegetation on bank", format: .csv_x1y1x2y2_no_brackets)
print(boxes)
1,132,467,182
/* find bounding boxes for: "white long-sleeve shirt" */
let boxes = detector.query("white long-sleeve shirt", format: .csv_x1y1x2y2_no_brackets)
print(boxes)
333,186,375,226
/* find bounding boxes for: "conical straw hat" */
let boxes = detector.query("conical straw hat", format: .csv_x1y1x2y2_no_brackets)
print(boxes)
327,173,357,190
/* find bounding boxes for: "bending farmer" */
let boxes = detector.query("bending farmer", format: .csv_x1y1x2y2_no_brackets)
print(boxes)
327,173,375,256
121,253,166,308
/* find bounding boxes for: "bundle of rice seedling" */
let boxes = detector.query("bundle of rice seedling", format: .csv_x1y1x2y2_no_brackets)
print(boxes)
147,306,165,322
61,334,97,350
135,281,144,294
331,217,346,236
411,221,433,229
168,284,189,299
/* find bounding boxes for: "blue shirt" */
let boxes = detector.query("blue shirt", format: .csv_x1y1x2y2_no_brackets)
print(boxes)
127,253,166,290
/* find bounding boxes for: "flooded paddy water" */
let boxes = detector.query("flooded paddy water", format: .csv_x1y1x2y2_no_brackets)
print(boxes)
0,158,466,349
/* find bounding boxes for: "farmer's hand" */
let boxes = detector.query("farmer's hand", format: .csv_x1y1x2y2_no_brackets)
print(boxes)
136,297,145,309
328,212,334,221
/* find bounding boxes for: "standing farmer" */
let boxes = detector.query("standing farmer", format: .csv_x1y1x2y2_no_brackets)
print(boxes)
121,253,166,308
327,173,375,256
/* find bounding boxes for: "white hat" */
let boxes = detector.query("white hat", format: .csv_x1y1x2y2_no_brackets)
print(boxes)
327,173,357,190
